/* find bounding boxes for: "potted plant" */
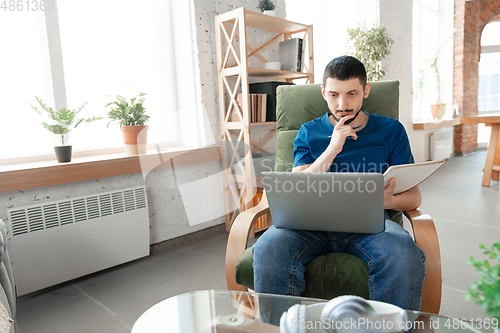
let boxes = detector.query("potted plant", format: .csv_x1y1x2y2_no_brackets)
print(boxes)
466,242,500,332
346,23,394,82
257,0,275,16
105,92,150,156
414,32,454,122
29,97,103,163
429,55,446,121
415,52,446,122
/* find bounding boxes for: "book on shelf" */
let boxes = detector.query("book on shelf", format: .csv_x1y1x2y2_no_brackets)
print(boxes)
233,93,267,123
279,38,304,72
255,94,267,123
249,81,295,122
261,94,267,122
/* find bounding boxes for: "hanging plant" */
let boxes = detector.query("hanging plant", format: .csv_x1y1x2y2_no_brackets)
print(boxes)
346,24,394,82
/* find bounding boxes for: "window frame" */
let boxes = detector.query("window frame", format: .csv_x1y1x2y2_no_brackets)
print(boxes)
0,0,204,167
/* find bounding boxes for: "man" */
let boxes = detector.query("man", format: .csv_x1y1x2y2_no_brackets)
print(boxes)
252,55,426,313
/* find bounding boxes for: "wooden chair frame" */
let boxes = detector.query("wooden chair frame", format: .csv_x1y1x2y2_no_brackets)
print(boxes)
226,191,442,314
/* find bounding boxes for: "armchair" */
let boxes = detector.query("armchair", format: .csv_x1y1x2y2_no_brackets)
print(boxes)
226,81,442,314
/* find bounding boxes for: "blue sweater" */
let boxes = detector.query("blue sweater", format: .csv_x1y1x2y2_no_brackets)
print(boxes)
293,112,414,173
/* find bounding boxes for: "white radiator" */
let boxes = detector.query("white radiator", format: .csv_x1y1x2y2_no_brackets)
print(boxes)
7,186,150,296
429,128,453,161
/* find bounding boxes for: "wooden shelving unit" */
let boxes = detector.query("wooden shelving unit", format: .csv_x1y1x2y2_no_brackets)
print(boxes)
215,7,314,233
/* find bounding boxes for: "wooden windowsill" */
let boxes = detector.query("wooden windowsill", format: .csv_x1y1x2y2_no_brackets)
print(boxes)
413,118,461,130
0,145,221,194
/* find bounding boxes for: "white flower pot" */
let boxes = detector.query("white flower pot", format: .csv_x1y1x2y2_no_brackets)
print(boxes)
263,10,275,16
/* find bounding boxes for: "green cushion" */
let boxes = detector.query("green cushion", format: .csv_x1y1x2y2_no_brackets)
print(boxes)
275,130,297,172
235,247,255,288
235,246,370,300
303,252,369,299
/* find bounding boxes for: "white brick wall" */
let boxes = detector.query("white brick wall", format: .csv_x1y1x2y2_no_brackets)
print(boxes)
379,0,421,158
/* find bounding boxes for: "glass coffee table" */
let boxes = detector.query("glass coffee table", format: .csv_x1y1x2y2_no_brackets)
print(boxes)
132,290,496,333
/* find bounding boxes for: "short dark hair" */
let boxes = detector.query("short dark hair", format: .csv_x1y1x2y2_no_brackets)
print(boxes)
322,55,367,87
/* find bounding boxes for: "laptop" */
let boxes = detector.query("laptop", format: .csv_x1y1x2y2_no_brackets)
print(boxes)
261,172,385,234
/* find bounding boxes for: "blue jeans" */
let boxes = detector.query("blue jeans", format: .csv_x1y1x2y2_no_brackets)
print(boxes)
252,219,426,315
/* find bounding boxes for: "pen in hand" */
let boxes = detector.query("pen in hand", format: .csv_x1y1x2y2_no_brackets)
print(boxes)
329,125,361,138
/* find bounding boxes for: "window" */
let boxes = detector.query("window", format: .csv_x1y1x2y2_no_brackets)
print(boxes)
0,0,182,162
0,10,54,159
478,69,499,111
478,22,500,113
285,0,378,83
412,0,454,120
478,21,500,145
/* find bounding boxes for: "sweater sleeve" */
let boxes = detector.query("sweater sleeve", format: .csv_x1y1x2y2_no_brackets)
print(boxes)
389,122,415,166
293,125,315,168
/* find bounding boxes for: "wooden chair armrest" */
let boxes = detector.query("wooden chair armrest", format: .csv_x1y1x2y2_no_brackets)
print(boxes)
404,209,442,314
226,191,270,292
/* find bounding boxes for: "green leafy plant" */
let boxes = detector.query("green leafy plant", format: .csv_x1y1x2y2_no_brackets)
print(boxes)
29,97,103,146
414,60,446,122
346,24,394,81
257,0,274,12
466,242,500,321
105,92,150,128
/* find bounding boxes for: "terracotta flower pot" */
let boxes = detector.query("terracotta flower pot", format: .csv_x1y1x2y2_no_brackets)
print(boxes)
121,125,148,156
430,104,440,120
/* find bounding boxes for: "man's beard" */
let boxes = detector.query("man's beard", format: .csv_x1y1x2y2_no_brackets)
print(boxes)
329,108,362,125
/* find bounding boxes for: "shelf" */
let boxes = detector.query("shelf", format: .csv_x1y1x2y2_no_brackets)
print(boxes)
224,122,244,130
221,67,313,80
0,146,221,194
226,122,275,128
248,68,313,80
413,118,460,130
250,122,276,126
216,7,313,232
245,10,309,33
217,9,309,34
